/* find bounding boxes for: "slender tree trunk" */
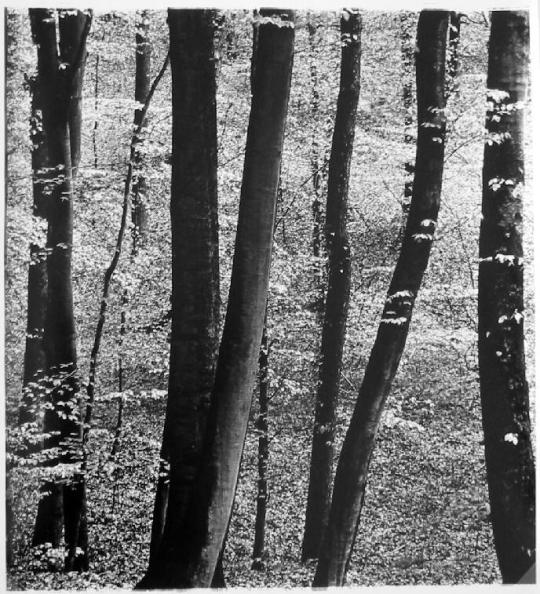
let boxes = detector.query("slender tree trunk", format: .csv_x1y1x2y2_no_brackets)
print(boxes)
478,10,535,584
138,9,295,588
252,319,270,569
30,10,91,571
93,54,99,168
314,11,449,586
302,10,361,562
307,17,327,318
84,53,169,450
399,11,416,217
445,12,461,100
131,10,151,244
114,9,152,462
139,9,221,588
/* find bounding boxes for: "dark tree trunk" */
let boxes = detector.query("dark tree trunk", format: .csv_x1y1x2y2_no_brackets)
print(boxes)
58,9,88,178
445,12,461,100
139,9,221,588
399,11,416,216
30,10,91,571
302,10,361,562
252,319,270,569
478,10,535,584
20,45,50,429
314,11,449,586
138,9,295,588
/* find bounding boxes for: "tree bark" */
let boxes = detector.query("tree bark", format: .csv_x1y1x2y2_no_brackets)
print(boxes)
302,9,361,562
307,16,328,318
252,319,270,569
115,9,152,460
399,11,416,216
30,10,91,571
478,10,535,584
58,9,88,178
93,54,99,168
139,9,221,588
138,9,295,588
314,10,449,586
20,42,50,429
445,12,461,100
131,10,151,245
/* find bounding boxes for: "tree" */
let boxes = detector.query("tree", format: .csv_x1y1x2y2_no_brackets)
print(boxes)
20,8,88,434
302,9,361,561
307,15,329,319
58,9,88,178
478,10,535,584
137,9,295,588
115,8,152,460
252,317,270,570
445,12,462,100
29,8,91,571
138,8,221,587
314,10,449,586
399,11,416,218
131,10,151,245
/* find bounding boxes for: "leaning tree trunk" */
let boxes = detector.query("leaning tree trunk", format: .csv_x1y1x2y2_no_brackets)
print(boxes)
30,8,91,572
115,9,152,463
314,10,449,586
478,10,535,584
138,9,221,589
252,318,270,569
399,11,416,217
137,9,295,588
302,9,361,562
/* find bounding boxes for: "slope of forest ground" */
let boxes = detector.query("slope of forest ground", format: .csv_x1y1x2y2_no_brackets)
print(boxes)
8,310,503,587
5,9,535,588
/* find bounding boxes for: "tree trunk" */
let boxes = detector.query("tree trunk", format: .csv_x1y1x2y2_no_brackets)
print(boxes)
131,10,151,246
115,9,152,461
139,9,221,588
138,9,295,588
93,54,99,168
478,10,535,584
445,12,461,100
399,11,416,217
252,319,270,569
20,44,50,429
307,17,327,318
58,9,88,178
30,10,91,571
302,9,361,562
314,10,449,586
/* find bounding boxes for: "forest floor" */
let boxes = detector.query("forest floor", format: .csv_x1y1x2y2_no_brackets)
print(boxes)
8,301,503,589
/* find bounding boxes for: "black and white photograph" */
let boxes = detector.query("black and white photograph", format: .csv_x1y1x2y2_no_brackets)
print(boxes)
2,0,537,588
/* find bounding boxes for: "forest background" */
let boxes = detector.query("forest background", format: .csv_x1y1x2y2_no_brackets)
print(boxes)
2,1,538,589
